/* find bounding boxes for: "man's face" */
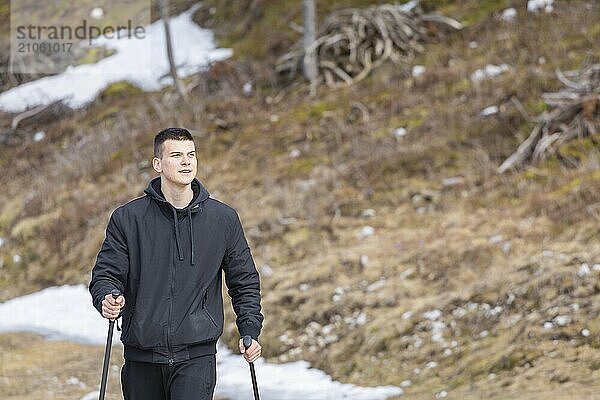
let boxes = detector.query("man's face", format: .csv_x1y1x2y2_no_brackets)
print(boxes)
152,140,197,187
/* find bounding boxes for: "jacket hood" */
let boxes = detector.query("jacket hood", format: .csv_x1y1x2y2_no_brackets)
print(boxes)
143,177,210,266
144,176,210,209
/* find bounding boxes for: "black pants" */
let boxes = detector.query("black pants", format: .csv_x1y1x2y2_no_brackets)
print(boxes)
121,355,217,400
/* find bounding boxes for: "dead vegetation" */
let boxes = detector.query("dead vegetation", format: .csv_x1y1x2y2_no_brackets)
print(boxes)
276,3,463,87
499,54,600,173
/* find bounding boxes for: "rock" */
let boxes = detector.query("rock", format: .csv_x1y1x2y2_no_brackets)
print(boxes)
243,82,253,95
412,65,426,77
423,309,442,321
452,307,466,318
400,379,412,388
34,131,45,142
90,8,104,19
578,263,591,277
80,392,99,400
486,306,503,318
527,0,554,13
359,255,369,269
469,41,478,49
542,250,554,257
471,64,511,82
543,321,554,330
332,287,345,302
359,226,375,239
402,311,414,319
489,234,503,244
367,279,386,292
361,208,376,218
260,264,273,278
289,148,301,158
501,7,517,21
426,361,437,369
480,105,499,118
581,329,591,337
435,390,448,398
393,127,407,140
553,315,571,327
345,311,367,327
442,176,464,187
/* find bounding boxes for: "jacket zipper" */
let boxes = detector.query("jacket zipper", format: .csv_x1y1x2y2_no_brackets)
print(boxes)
167,254,176,366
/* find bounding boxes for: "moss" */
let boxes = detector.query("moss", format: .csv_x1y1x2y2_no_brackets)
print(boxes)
549,170,600,198
557,133,600,160
448,78,471,96
529,101,549,115
98,81,142,100
291,100,336,122
85,104,123,126
280,157,318,177
75,46,116,65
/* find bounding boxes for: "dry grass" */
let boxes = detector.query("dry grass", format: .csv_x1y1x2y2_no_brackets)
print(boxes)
0,0,599,398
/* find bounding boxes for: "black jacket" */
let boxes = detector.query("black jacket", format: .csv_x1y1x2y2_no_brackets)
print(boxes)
89,177,263,364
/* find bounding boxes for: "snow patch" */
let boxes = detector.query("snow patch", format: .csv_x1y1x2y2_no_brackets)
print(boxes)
0,7,232,113
527,0,554,13
0,285,403,400
471,64,511,82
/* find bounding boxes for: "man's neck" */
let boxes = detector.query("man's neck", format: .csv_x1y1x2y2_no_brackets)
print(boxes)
161,179,194,209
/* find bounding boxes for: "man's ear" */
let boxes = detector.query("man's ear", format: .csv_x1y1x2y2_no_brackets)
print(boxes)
152,157,162,173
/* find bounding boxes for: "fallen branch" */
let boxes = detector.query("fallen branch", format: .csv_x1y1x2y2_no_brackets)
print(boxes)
498,54,600,173
277,3,462,88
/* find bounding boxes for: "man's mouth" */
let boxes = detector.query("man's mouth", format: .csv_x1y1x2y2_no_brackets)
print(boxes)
179,169,192,173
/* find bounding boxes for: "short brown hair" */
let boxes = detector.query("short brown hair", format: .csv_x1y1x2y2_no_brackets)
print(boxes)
154,128,194,158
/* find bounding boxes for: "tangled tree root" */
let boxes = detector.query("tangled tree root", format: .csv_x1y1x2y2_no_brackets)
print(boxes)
276,3,462,88
498,55,600,173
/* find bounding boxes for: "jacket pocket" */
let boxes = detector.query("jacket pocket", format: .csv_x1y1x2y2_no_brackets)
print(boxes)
202,290,218,328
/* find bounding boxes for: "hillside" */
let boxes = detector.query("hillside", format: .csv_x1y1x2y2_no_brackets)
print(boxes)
1,0,599,399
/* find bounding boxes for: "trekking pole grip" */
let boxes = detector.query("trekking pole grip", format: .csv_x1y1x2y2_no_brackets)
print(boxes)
110,289,121,322
242,335,253,350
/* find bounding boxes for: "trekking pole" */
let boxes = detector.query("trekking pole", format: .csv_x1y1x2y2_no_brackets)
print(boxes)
99,289,120,400
242,335,260,400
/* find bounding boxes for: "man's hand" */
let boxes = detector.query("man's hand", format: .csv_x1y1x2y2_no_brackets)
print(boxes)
239,338,262,363
101,293,125,320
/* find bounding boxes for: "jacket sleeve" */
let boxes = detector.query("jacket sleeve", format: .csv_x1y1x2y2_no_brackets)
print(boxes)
222,210,264,340
89,208,129,315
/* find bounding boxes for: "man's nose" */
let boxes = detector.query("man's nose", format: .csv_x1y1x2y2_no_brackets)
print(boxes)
181,155,191,164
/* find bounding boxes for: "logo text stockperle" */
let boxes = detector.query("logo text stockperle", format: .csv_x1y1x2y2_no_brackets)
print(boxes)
16,19,146,45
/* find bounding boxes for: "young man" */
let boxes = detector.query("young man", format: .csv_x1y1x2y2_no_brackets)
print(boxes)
89,128,263,400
